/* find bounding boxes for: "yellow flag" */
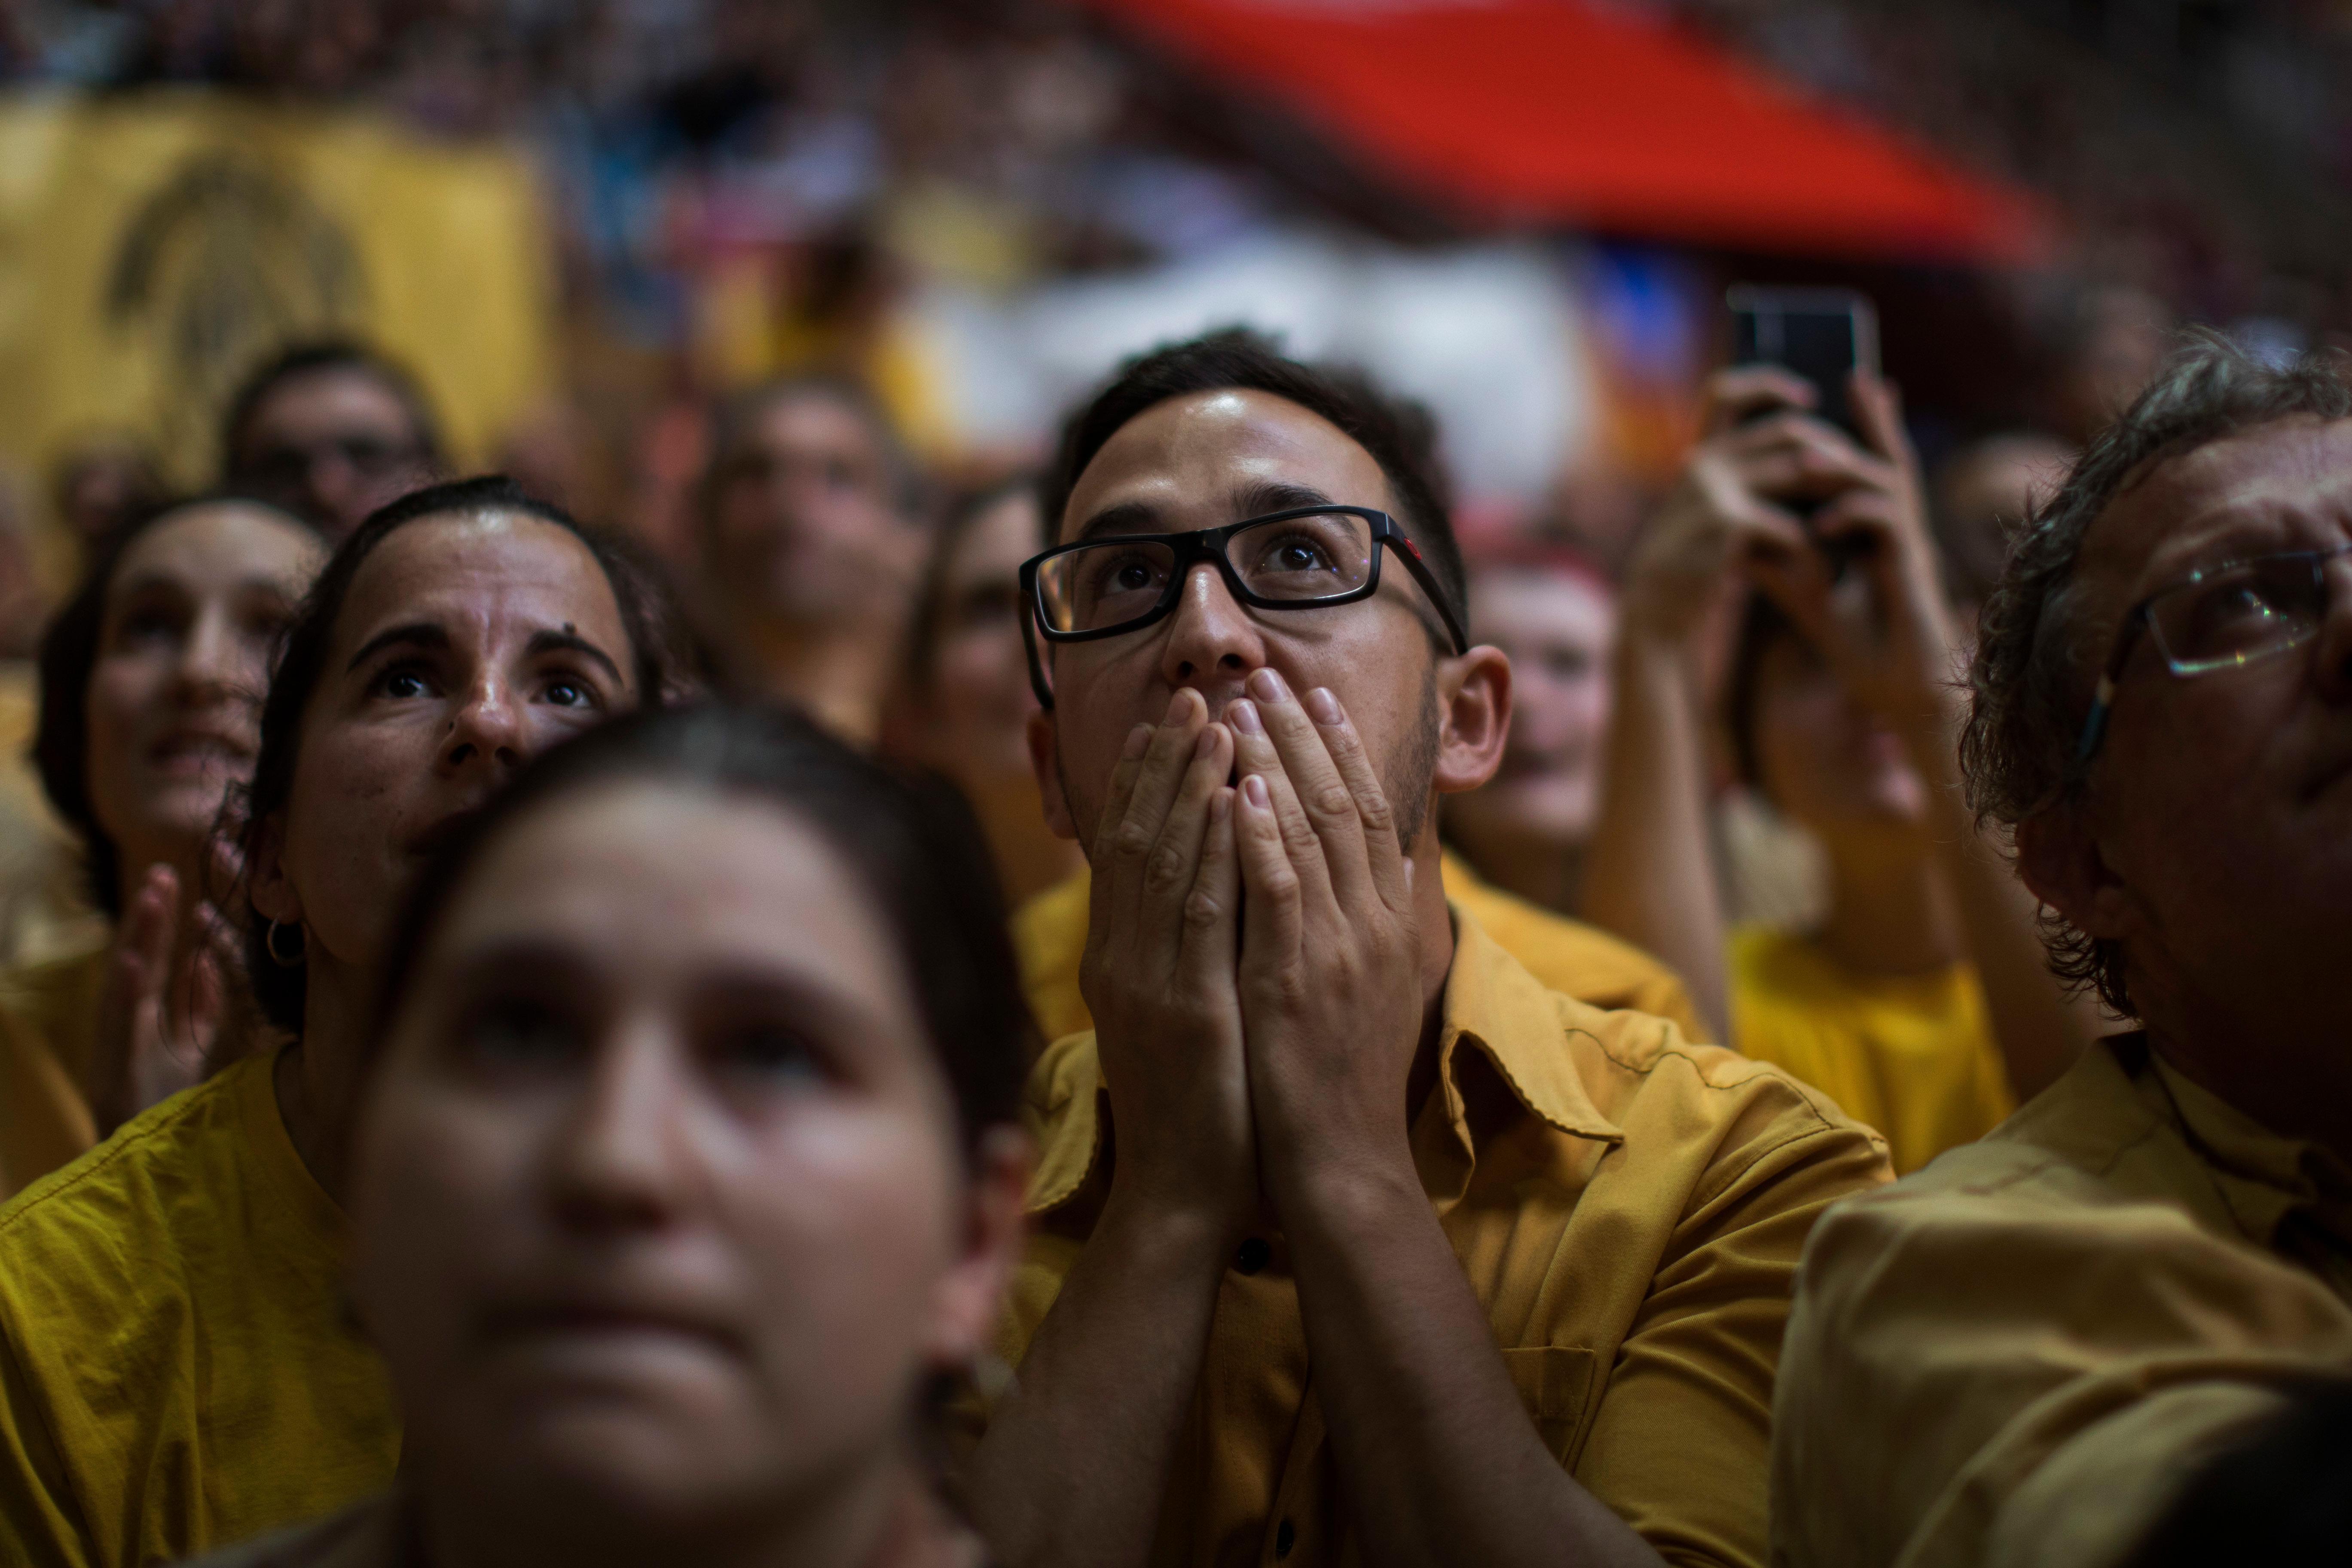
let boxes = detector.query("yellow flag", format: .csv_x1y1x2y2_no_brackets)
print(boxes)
0,88,555,543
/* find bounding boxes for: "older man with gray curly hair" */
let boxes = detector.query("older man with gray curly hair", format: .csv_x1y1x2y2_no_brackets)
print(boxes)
1770,336,2352,1568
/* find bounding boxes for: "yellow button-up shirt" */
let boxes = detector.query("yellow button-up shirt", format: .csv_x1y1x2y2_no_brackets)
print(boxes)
1014,851,1709,1045
1773,1034,2352,1568
982,906,1891,1568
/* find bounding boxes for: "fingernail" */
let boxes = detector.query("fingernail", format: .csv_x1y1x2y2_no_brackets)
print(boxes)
1248,667,1289,703
1194,725,1219,760
1243,774,1270,808
1122,724,1151,760
1162,691,1192,728
1305,687,1342,727
1229,699,1264,737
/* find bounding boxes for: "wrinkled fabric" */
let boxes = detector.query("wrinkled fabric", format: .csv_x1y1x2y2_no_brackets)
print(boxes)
1773,1035,2352,1568
1728,926,2013,1175
0,1050,399,1568
969,905,1891,1568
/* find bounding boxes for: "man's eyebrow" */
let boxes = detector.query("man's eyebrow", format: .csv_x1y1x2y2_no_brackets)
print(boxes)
1235,480,1341,517
346,621,450,672
526,627,627,686
1070,482,1355,545
1072,500,1162,543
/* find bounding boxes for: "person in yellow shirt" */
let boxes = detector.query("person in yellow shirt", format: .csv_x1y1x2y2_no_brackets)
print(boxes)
3,497,326,1198
1580,364,2089,1172
181,704,1031,1568
0,478,678,1568
961,330,1891,1568
1773,339,2352,1568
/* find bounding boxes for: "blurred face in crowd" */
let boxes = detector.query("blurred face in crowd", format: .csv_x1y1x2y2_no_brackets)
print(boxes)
354,780,1008,1547
706,389,926,636
1752,627,1928,856
2020,416,2352,1036
1449,564,1616,850
233,366,437,540
251,511,638,997
1034,389,1505,853
1933,432,2074,615
910,489,1045,788
85,502,325,899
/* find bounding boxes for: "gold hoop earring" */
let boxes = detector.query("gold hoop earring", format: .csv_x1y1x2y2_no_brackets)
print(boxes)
265,919,305,968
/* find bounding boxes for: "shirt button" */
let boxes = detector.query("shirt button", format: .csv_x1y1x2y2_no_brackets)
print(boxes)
1234,1237,1271,1275
1274,1518,1296,1558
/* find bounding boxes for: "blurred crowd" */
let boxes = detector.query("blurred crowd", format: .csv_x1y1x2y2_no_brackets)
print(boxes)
0,4,2348,1568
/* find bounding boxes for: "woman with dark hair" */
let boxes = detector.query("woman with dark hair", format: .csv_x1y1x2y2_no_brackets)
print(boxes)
182,703,1032,1568
0,477,680,1568
1582,366,2087,1174
884,475,1080,908
3,495,325,1197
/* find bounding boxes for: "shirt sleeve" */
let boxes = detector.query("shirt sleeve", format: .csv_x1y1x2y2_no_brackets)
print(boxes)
1771,1171,2352,1568
0,1317,91,1568
1573,1090,1894,1568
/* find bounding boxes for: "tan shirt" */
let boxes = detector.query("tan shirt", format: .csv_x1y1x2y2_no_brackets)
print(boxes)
0,944,104,1201
974,905,1891,1568
1773,1035,2352,1568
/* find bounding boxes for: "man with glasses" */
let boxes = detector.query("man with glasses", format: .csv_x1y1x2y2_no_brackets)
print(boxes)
221,341,445,540
1773,338,2352,1568
962,330,1891,1568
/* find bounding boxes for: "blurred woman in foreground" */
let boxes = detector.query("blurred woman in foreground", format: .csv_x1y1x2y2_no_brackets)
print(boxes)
4,497,325,1196
186,705,1030,1568
0,478,677,1567
1582,367,2088,1173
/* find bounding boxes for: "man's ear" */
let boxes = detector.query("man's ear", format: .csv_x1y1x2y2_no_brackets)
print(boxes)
1027,709,1078,841
2014,803,2130,941
246,814,304,928
1433,644,1512,795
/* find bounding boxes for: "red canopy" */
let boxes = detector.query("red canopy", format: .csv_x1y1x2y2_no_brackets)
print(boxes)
1081,0,2044,263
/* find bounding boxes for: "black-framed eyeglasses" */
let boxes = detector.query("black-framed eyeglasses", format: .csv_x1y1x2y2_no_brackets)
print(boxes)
1017,505,1468,709
2074,541,2352,764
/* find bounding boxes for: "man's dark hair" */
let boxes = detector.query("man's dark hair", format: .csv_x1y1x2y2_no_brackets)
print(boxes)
696,371,926,533
373,703,1032,1159
1962,333,2352,1015
34,494,322,920
240,476,687,1032
220,339,447,477
1041,327,1467,635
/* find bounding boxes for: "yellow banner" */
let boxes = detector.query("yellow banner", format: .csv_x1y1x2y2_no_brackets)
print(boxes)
0,87,555,538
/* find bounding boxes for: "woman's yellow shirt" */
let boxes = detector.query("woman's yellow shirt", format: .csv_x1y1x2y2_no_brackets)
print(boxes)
0,1049,398,1568
1728,924,2015,1175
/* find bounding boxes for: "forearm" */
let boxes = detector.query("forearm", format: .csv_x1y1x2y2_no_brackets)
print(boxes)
1582,625,1732,1042
1279,1160,1663,1568
1906,695,2087,1100
967,1189,1231,1568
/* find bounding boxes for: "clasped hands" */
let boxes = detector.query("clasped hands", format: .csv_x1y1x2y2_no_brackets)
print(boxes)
1078,669,1427,1238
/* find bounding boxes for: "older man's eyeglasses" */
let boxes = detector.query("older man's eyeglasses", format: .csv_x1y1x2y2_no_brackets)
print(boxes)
2075,541,2352,763
1018,505,1467,708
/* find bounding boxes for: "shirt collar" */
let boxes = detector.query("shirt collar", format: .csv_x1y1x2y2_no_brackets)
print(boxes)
2145,1047,2352,1254
1023,900,1620,1217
